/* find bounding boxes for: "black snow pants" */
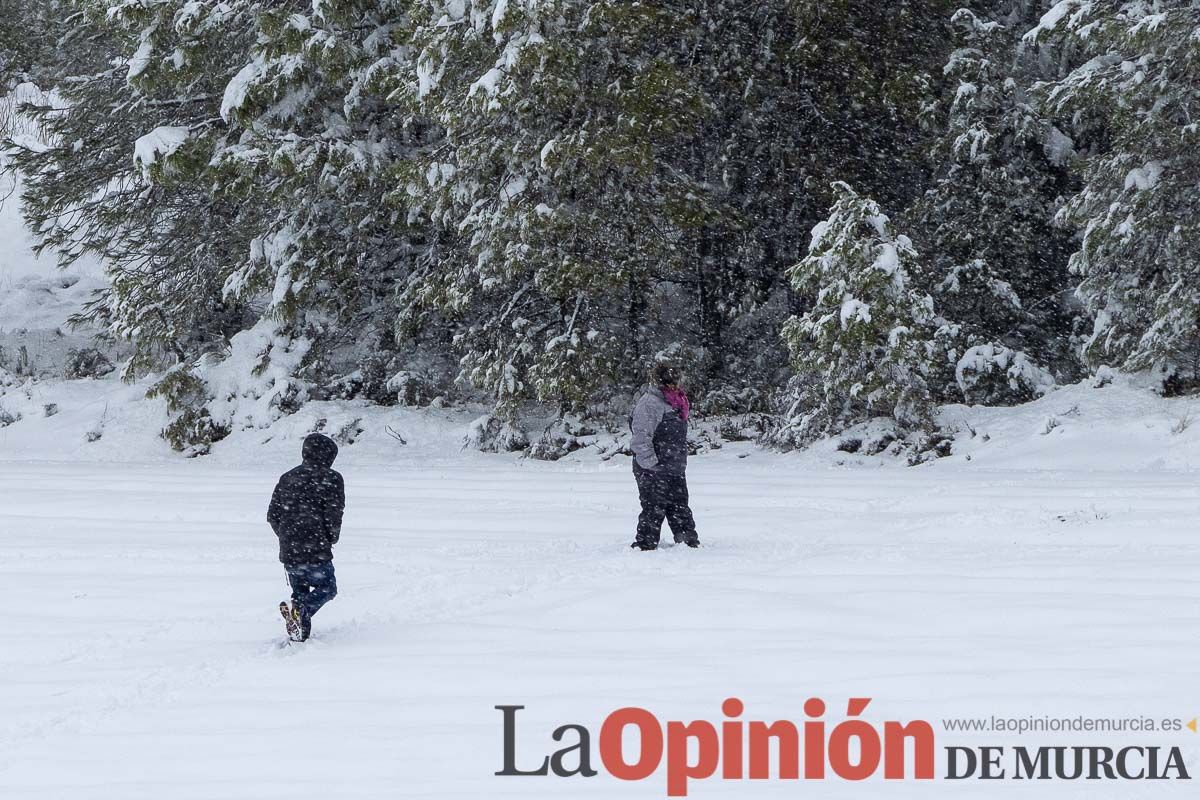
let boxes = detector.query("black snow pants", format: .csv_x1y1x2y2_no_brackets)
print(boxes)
633,463,699,548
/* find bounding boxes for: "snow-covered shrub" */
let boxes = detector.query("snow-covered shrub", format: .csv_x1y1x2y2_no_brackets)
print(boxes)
1091,365,1115,389
385,370,441,407
311,417,365,447
836,436,863,453
828,418,959,464
316,326,457,407
465,414,529,453
147,368,230,456
688,428,724,455
0,403,20,427
771,183,939,449
63,347,114,380
320,370,367,402
955,344,1054,405
831,419,906,457
861,421,903,456
150,320,312,454
695,385,762,417
527,417,597,462
10,345,33,377
202,321,311,428
43,402,57,417
85,414,104,443
908,430,956,465
337,419,364,446
714,413,771,443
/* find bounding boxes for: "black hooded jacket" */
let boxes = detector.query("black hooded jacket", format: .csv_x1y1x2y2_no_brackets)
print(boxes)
267,434,345,565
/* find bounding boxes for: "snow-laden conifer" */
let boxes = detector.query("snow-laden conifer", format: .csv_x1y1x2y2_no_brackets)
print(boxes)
913,4,1080,404
1029,0,1200,391
775,183,939,447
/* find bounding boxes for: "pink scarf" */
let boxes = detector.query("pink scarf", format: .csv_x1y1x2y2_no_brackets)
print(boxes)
663,387,690,421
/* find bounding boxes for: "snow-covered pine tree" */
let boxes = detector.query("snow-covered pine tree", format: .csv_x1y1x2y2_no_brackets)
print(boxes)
670,0,959,409
912,2,1080,404
6,0,259,379
1029,0,1200,392
774,183,940,447
212,0,444,405
389,0,960,423
4,1,275,450
10,2,448,450
389,0,712,419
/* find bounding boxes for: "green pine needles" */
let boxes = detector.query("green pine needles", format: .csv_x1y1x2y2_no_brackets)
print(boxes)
778,183,938,447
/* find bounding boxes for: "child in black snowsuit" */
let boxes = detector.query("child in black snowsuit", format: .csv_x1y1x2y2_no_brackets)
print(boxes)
629,363,700,550
268,433,346,641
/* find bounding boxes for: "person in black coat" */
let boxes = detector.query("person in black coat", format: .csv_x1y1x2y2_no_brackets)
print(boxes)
268,433,345,641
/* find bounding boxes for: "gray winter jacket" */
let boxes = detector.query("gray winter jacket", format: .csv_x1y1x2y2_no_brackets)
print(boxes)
630,386,688,475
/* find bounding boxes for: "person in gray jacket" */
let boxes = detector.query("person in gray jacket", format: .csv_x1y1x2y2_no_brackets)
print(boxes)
629,363,700,550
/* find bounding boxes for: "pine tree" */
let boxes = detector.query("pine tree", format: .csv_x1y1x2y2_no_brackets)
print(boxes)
388,0,713,418
912,2,1080,403
7,0,259,377
660,0,958,407
211,0,442,403
775,182,939,447
1029,0,1200,390
387,0,959,420
8,2,446,449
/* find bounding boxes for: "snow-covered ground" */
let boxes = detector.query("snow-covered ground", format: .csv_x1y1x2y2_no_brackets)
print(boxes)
1,374,1198,798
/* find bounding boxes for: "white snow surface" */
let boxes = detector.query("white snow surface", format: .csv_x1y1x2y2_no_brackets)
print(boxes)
1026,1,1075,41
133,125,190,173
838,295,871,328
1124,160,1164,193
1,372,1199,797
468,66,504,98
221,58,266,121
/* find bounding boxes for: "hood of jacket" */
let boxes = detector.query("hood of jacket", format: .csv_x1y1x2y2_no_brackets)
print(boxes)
302,433,339,468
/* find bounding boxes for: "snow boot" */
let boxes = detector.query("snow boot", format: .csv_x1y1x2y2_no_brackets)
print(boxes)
630,541,657,551
279,601,302,642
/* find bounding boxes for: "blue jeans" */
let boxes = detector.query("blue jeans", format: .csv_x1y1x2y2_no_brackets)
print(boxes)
285,562,337,624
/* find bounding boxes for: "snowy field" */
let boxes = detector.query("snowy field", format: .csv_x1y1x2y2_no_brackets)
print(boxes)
1,383,1199,798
